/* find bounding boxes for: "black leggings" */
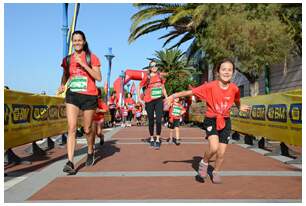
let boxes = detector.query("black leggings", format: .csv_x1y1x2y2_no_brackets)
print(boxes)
110,108,116,123
127,111,133,121
163,111,169,123
145,98,163,136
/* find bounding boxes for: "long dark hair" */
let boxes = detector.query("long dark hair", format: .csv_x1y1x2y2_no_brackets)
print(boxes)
72,30,91,54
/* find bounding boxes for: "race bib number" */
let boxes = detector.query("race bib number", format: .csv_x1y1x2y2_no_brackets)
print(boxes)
128,104,133,109
68,76,88,92
151,87,162,99
172,105,182,116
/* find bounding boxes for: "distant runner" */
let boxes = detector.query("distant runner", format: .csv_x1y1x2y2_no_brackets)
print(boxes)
137,60,168,150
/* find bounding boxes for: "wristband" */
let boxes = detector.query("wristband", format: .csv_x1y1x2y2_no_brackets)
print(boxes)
172,94,176,100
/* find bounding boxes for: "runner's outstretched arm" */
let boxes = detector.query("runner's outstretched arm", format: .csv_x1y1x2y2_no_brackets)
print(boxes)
162,85,168,98
166,90,193,105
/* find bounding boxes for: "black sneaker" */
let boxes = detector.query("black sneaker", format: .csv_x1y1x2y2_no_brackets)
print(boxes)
63,161,76,175
155,141,161,150
85,153,95,166
150,140,155,148
174,138,181,145
99,138,104,146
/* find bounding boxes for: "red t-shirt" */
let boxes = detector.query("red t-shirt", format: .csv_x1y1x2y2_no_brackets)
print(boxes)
109,96,118,109
192,80,240,130
121,108,129,117
61,52,101,96
125,98,135,111
139,73,165,103
169,103,186,122
134,104,142,116
93,99,108,121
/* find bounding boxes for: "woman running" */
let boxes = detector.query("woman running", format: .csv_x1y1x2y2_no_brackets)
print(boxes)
166,58,250,183
137,60,168,150
125,92,136,127
108,91,118,127
58,30,102,175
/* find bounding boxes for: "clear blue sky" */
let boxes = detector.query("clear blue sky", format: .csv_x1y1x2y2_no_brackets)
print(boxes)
4,3,191,95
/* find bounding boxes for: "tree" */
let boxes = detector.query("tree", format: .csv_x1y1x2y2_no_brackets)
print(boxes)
199,5,294,95
130,3,301,96
129,3,205,53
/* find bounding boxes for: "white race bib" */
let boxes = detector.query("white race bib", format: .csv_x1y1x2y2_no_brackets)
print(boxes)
68,76,88,92
151,87,162,99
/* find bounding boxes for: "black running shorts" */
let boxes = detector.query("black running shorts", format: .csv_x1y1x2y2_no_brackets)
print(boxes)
65,89,98,111
169,119,180,129
203,117,231,144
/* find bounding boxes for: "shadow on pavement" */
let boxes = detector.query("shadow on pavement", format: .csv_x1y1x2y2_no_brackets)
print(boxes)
75,140,120,172
162,156,217,183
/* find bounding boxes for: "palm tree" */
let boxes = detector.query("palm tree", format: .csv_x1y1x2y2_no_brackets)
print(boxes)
129,3,225,62
129,4,197,49
148,49,198,94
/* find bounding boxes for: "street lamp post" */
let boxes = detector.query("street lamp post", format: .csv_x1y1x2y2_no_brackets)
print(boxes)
105,48,115,103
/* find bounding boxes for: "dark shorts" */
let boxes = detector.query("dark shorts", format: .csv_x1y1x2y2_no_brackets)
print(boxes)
203,117,231,144
65,89,98,111
169,119,180,129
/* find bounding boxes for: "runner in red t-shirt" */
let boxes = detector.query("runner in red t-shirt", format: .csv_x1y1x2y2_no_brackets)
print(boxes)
166,58,250,183
57,31,102,175
108,91,118,127
168,98,186,145
137,60,168,150
134,102,143,126
121,105,129,128
125,93,136,127
93,89,108,146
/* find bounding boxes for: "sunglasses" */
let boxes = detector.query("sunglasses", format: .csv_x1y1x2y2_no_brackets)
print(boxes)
149,62,157,67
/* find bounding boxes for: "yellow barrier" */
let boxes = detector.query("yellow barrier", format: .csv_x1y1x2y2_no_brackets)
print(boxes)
231,89,301,146
188,89,301,146
4,90,82,150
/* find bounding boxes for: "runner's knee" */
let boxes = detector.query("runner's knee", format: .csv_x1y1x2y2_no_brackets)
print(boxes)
68,125,77,135
83,126,92,135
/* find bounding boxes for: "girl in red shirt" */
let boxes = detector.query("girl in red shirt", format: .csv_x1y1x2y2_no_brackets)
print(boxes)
137,61,168,150
167,58,250,183
134,102,143,126
93,89,109,146
57,30,102,174
125,92,136,127
168,97,186,145
121,105,129,128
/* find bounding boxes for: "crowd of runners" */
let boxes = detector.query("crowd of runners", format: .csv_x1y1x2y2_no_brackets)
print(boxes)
57,30,251,184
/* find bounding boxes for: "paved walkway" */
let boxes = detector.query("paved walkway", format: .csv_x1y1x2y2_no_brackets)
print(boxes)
4,126,302,203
